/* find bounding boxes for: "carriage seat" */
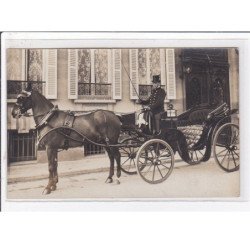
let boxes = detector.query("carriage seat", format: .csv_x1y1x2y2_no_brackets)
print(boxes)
176,103,229,148
177,109,212,126
177,125,204,149
176,107,211,148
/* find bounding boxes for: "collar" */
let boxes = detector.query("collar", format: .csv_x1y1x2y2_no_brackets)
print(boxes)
35,105,58,130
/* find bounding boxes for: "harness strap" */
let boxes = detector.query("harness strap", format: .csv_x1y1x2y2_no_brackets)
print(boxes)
35,105,58,130
62,111,76,150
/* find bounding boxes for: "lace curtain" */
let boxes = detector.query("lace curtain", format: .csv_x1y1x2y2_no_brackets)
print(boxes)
28,49,43,81
138,49,147,84
137,49,161,84
94,49,108,83
149,49,161,81
7,49,23,80
78,49,91,83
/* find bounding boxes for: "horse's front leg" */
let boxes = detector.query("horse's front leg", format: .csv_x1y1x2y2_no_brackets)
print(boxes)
51,151,58,191
43,147,58,195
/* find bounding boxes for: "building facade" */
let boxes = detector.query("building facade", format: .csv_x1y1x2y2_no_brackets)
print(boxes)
6,48,239,164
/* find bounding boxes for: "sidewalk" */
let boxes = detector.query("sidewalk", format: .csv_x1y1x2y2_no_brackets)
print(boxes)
7,153,196,184
8,155,111,184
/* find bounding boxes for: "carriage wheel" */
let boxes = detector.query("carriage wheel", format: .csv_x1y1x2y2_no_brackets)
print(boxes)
213,123,239,172
187,147,206,165
119,138,141,175
136,139,174,184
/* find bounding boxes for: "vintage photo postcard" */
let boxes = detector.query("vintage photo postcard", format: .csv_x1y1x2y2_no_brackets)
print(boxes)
1,33,245,205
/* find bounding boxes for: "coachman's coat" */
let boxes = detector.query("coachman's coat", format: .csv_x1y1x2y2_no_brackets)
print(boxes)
140,87,166,114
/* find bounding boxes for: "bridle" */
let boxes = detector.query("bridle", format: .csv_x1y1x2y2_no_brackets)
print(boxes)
14,90,32,117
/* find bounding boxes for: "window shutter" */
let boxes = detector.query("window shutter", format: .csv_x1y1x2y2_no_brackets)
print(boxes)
112,49,122,99
68,49,78,99
129,49,139,99
166,49,176,99
45,49,57,99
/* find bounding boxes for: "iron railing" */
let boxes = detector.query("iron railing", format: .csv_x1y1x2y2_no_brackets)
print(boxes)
8,130,37,162
84,143,105,156
139,84,165,100
78,82,112,100
7,80,45,99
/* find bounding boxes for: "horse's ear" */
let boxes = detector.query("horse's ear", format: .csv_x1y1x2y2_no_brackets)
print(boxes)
26,82,32,92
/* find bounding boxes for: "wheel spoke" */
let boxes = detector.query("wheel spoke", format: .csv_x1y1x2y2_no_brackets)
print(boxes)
121,157,130,166
121,148,130,154
216,148,228,157
231,150,238,168
160,163,170,170
140,156,153,162
198,150,204,156
149,149,155,159
139,160,146,165
195,151,198,161
232,150,239,158
142,163,153,177
227,151,230,169
152,165,156,182
220,150,229,166
132,158,136,166
190,151,193,161
159,149,170,157
156,165,164,178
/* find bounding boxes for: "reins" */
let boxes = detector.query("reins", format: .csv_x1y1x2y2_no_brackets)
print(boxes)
34,108,125,149
37,122,127,149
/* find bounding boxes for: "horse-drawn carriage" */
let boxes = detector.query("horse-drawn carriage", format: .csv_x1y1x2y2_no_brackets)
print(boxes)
118,102,239,184
11,86,239,193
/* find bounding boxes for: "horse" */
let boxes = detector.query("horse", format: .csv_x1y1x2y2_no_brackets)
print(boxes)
11,84,122,194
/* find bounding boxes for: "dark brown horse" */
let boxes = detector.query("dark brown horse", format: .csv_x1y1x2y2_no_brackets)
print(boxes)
11,85,122,194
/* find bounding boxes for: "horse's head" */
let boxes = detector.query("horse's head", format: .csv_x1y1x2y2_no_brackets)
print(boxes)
12,90,32,118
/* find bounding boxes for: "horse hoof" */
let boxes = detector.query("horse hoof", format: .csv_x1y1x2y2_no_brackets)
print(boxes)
105,177,113,184
51,185,57,191
117,171,121,178
42,188,51,195
115,179,120,185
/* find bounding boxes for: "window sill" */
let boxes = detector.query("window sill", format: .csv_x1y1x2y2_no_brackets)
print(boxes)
7,99,17,103
133,99,170,103
74,99,117,104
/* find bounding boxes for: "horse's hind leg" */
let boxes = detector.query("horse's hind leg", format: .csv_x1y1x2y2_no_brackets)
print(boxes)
105,148,114,183
43,147,58,195
113,148,121,179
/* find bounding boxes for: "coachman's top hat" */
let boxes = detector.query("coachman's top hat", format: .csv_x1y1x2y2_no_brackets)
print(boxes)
152,75,161,83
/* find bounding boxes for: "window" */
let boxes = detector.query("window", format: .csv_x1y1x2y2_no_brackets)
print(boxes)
7,49,57,132
129,48,176,100
7,49,57,100
68,49,122,101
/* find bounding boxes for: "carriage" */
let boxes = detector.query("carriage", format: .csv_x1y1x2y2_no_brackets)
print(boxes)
118,102,239,184
12,87,239,192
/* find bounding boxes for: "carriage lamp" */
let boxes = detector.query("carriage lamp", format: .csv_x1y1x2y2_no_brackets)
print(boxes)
166,104,177,117
183,64,192,74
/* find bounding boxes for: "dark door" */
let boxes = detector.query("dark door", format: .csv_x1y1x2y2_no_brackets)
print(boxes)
182,49,230,109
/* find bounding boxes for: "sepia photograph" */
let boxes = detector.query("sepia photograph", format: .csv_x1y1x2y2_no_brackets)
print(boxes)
2,34,240,200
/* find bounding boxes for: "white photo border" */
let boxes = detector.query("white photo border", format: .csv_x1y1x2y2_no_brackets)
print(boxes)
1,32,250,211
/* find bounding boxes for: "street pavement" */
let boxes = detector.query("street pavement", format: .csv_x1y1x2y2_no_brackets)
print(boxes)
6,155,240,199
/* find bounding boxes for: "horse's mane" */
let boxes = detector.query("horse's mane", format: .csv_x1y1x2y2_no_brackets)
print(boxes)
32,90,54,109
